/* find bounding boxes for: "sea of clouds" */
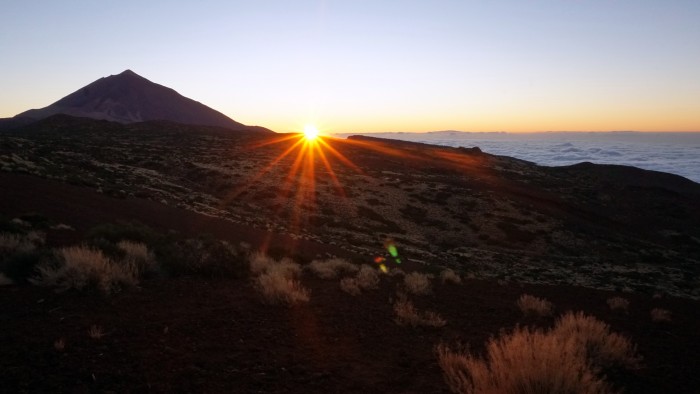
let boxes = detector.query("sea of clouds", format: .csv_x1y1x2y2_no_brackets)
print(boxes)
335,132,700,183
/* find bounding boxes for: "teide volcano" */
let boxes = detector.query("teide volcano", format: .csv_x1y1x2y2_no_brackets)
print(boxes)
12,70,264,131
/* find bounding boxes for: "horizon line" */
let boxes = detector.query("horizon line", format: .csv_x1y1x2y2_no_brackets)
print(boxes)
329,130,700,135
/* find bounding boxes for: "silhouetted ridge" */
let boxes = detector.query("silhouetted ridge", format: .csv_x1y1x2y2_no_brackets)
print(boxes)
14,70,268,131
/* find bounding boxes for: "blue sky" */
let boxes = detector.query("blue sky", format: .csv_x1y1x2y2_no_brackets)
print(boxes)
1,1,699,132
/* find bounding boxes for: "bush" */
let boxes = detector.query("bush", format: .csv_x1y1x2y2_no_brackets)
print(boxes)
552,311,641,369
249,252,300,276
340,277,362,296
388,267,405,277
118,240,156,276
440,269,462,284
606,297,629,312
650,308,672,322
339,265,382,296
158,237,246,278
436,330,608,394
516,294,554,317
307,258,358,279
31,245,138,294
436,312,640,394
355,264,380,290
404,272,433,295
250,253,309,305
393,296,446,327
0,232,38,254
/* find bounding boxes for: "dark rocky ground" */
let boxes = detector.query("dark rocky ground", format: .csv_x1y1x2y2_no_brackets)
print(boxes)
2,115,698,297
1,116,699,392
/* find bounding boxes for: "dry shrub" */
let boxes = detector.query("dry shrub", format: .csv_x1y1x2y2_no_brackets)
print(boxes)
436,311,639,394
606,297,629,312
88,325,105,339
356,264,380,290
388,267,405,277
650,308,672,322
393,297,446,327
517,294,554,317
117,240,156,276
404,272,433,295
340,277,362,296
250,253,309,305
31,245,138,294
0,232,37,254
553,311,641,368
25,231,45,245
249,252,277,275
339,265,381,296
54,338,66,352
166,238,245,278
256,270,309,304
249,252,296,275
440,269,462,284
436,328,609,394
307,258,358,279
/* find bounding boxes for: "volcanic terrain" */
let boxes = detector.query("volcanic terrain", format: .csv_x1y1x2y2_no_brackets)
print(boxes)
1,73,699,393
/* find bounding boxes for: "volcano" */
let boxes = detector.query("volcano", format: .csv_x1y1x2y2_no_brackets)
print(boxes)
11,70,260,131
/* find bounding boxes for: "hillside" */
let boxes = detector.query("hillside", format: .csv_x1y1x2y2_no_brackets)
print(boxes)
2,117,698,298
1,117,699,392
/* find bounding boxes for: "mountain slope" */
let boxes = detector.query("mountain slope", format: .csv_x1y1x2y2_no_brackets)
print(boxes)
14,70,259,130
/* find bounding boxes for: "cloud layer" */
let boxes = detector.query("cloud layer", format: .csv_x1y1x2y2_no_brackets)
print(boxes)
339,132,700,183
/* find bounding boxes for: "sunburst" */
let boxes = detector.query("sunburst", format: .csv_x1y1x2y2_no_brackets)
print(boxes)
223,127,363,236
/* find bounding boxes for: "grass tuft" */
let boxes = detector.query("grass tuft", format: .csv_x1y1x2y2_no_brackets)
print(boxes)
606,297,630,312
88,325,105,339
53,338,66,352
553,311,641,369
340,277,362,296
250,253,309,305
307,258,358,279
650,308,672,322
31,245,138,294
404,272,433,295
440,268,462,284
516,294,554,317
437,311,639,394
393,296,446,327
356,265,380,290
117,240,156,276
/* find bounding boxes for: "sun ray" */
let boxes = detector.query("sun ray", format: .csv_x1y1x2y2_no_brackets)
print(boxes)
315,141,346,197
317,138,364,174
246,133,302,149
220,136,306,206
226,129,385,240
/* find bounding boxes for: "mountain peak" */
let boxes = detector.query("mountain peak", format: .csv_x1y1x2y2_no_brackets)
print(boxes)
117,69,139,77
14,71,256,131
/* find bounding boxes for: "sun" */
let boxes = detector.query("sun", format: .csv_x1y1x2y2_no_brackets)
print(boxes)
303,124,319,141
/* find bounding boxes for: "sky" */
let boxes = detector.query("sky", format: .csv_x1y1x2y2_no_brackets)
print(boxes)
1,1,699,133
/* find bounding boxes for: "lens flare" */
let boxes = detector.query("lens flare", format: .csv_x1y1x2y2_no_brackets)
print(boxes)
384,239,402,264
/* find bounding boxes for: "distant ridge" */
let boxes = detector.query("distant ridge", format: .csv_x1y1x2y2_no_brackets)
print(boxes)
11,70,269,131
